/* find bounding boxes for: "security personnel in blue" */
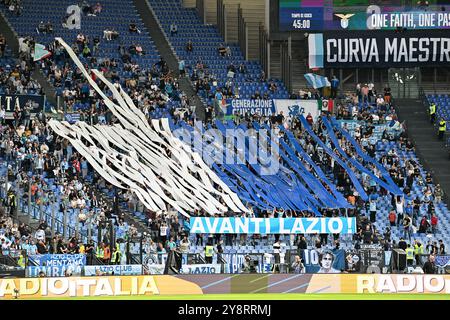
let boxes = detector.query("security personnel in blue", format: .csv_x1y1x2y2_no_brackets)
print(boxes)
429,102,436,124
438,118,446,140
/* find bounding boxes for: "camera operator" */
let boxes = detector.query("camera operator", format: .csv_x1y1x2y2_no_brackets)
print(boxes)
242,255,257,273
291,255,305,274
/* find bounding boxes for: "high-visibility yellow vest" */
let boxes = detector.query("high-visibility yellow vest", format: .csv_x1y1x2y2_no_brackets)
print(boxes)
111,251,120,263
414,244,419,255
18,255,25,268
418,245,424,255
405,247,414,260
430,104,436,115
96,247,104,258
205,245,214,257
439,120,446,132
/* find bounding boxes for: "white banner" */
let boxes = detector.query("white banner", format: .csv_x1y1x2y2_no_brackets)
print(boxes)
181,264,222,274
274,100,320,120
84,265,142,276
146,264,165,275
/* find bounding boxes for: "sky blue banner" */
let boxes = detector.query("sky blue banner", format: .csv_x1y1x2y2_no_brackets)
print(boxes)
64,113,80,124
335,120,389,140
225,99,276,116
28,254,86,267
27,265,83,277
189,217,356,234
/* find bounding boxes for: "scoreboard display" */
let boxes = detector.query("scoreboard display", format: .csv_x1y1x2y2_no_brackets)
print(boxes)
279,0,450,31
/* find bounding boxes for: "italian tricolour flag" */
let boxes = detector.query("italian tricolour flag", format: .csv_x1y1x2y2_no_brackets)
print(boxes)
318,98,334,112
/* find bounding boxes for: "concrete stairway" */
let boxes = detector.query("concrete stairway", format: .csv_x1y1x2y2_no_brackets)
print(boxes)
396,98,450,206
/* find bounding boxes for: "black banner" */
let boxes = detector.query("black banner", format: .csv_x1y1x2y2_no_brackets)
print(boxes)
311,31,450,68
357,245,386,273
0,94,45,114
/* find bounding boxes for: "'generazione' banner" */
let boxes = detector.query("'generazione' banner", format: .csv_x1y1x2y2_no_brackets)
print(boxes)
189,217,356,234
224,99,321,119
309,31,450,68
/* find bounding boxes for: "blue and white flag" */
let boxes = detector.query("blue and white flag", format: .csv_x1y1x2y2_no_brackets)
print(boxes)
304,73,331,89
308,34,324,69
33,43,52,61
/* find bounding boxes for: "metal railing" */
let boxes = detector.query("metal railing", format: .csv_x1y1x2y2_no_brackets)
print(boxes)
237,5,248,60
281,42,292,94
196,0,205,24
258,24,269,78
217,0,227,42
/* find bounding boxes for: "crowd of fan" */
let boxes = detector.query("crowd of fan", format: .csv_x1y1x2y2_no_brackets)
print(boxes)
1,0,23,16
0,37,42,96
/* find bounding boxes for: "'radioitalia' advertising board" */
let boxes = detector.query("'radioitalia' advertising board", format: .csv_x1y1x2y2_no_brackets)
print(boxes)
189,217,356,234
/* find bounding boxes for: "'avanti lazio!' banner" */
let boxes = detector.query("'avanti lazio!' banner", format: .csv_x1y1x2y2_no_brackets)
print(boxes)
308,31,450,68
189,217,356,234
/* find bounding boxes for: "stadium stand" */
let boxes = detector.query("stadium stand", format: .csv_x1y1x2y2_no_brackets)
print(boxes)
147,0,289,104
0,0,449,280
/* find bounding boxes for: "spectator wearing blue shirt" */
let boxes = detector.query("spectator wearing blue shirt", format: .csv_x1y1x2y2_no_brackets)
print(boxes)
178,59,185,78
80,157,88,179
331,75,340,99
369,195,377,222
405,202,415,226
214,89,224,119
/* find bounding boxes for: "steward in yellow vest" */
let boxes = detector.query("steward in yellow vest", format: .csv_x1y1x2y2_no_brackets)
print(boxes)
438,119,446,140
405,245,414,266
429,103,436,124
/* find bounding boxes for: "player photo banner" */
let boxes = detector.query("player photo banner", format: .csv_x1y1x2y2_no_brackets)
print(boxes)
308,31,450,68
189,217,356,234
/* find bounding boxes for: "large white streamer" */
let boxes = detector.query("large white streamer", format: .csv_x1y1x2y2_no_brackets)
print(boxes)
48,38,248,217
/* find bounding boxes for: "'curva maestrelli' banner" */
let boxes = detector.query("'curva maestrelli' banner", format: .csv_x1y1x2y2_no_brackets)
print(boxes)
308,31,450,68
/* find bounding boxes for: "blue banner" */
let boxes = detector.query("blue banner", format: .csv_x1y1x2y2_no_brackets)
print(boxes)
64,113,80,124
28,254,86,267
435,255,450,268
189,217,356,234
300,249,346,273
225,99,276,116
